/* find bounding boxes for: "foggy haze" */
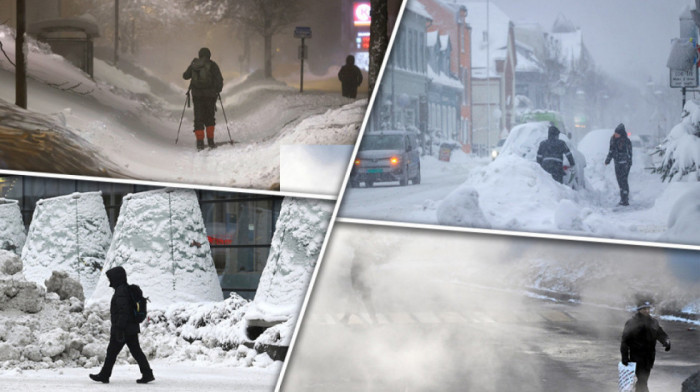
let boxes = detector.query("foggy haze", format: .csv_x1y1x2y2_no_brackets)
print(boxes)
491,0,694,87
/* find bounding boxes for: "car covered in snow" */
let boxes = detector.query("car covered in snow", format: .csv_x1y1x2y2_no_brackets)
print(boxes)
491,138,506,160
497,121,586,189
349,130,421,187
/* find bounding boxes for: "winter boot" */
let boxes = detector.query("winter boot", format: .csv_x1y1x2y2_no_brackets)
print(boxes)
136,371,155,384
194,129,205,151
206,126,216,149
619,190,629,206
90,373,110,383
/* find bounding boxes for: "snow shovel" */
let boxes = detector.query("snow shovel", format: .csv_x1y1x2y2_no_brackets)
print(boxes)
175,89,190,145
218,93,234,144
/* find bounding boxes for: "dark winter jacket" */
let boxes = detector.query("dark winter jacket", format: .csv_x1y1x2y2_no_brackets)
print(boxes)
605,123,633,166
536,126,575,172
620,312,670,371
106,266,140,337
183,49,224,98
338,55,363,98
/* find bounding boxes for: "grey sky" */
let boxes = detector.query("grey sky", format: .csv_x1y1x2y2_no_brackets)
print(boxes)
489,0,694,86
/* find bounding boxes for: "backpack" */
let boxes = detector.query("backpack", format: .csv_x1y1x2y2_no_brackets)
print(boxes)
190,59,213,89
128,284,149,323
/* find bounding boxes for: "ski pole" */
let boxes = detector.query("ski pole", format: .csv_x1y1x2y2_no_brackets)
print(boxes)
175,90,190,145
218,93,233,144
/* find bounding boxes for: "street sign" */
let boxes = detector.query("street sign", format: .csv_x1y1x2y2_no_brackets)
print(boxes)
294,26,312,39
670,66,699,88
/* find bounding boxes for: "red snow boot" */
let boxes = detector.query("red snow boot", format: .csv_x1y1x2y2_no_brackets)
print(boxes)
206,126,216,148
194,129,205,151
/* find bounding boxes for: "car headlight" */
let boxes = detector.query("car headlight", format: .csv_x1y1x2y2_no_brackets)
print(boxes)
354,159,361,166
491,150,498,159
390,157,399,165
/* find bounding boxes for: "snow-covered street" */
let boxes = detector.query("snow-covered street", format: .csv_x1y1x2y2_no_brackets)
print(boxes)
0,360,279,391
0,26,365,191
340,134,700,246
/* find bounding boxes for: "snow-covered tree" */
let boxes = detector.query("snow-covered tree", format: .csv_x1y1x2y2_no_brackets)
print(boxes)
651,101,700,181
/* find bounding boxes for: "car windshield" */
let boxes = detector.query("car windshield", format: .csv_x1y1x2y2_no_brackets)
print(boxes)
360,135,404,151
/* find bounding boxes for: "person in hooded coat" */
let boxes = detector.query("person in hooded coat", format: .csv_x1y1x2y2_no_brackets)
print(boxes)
183,47,224,151
90,266,154,384
605,123,633,206
536,125,576,183
338,55,363,99
620,301,671,392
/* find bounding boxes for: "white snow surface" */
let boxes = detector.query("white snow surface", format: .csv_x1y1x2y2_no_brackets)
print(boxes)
654,100,700,181
0,199,26,255
0,25,364,192
21,192,111,298
89,189,222,308
246,198,334,346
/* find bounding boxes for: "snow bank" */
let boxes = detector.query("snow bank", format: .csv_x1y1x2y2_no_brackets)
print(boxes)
436,185,491,229
245,198,334,346
661,186,700,245
0,198,26,255
90,189,222,309
455,155,583,231
653,100,700,181
21,192,111,298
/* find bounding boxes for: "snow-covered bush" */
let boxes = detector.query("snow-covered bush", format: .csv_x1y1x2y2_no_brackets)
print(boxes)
21,192,111,298
652,100,700,181
245,198,334,347
0,198,26,255
90,189,222,308
436,185,491,229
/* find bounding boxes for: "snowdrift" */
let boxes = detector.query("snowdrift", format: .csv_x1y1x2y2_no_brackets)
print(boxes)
21,192,111,298
0,198,26,255
245,198,334,346
90,189,222,308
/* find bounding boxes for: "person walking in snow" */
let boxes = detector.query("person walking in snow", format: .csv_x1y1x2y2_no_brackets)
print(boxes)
183,47,224,151
605,123,633,206
620,300,671,392
536,125,576,183
90,266,154,384
338,55,363,99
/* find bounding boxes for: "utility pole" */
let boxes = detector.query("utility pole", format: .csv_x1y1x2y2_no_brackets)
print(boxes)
114,0,119,65
15,0,27,109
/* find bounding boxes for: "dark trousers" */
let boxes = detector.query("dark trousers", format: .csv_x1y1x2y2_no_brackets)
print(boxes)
192,95,217,131
100,334,151,377
635,366,651,392
542,162,564,183
615,162,630,202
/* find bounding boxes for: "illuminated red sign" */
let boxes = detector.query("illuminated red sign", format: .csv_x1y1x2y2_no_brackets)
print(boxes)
354,2,371,27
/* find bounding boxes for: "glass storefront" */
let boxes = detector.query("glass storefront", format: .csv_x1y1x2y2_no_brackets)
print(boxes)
0,175,283,299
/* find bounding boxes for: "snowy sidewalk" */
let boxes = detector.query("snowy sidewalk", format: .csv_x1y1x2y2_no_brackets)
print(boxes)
0,361,279,392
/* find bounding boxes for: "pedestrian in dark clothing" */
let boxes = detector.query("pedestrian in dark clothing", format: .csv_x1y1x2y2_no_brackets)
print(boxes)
536,125,575,183
338,55,363,99
90,266,154,384
605,123,633,206
620,301,671,392
183,47,224,151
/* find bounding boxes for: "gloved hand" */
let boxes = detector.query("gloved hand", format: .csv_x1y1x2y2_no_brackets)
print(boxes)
621,356,629,366
664,341,671,352
116,331,126,343
605,158,611,165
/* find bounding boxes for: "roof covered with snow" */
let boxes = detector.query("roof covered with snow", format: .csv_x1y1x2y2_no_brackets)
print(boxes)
428,65,464,89
406,0,433,20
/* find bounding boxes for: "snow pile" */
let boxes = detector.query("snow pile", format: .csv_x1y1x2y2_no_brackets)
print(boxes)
21,192,111,298
278,98,367,145
652,100,700,181
454,154,583,232
245,198,334,347
661,186,700,245
90,189,222,309
0,198,26,255
0,251,45,314
437,185,491,229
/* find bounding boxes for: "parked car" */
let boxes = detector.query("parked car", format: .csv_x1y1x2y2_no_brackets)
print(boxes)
491,139,506,160
350,130,421,187
497,121,587,189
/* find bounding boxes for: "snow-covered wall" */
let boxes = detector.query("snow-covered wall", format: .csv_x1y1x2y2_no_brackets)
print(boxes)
0,199,26,255
245,198,334,343
21,192,111,298
89,189,222,308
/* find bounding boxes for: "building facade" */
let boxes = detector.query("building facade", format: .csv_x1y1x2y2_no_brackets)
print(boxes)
0,175,282,299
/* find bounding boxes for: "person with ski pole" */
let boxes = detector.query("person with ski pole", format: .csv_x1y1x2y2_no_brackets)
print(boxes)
183,47,224,151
